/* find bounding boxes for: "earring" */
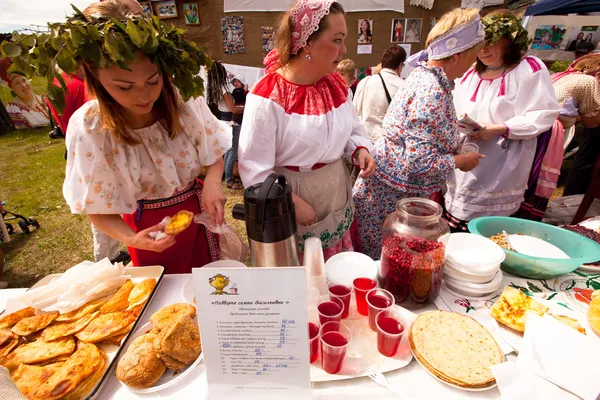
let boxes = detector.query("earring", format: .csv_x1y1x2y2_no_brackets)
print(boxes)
306,54,312,60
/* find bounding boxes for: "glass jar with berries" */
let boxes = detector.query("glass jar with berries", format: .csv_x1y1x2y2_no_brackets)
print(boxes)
379,198,449,308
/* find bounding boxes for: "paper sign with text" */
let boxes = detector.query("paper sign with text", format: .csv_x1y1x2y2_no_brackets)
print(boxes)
193,267,311,399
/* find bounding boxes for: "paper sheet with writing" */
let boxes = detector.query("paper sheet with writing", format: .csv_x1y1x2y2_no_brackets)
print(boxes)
193,267,311,399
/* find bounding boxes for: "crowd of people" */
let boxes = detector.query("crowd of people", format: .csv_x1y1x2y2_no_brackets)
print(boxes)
4,0,600,274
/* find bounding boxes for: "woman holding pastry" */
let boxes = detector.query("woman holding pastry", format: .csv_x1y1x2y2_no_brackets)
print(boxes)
7,1,231,272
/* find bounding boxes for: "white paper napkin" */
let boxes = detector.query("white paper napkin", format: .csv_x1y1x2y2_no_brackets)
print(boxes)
518,313,600,400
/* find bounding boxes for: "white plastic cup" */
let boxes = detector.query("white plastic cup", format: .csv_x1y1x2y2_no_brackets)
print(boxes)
461,142,480,154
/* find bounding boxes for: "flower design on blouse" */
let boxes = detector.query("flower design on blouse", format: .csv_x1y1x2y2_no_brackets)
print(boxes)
445,37,458,50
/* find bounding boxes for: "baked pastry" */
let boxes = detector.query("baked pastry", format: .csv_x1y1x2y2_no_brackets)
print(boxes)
116,332,166,389
56,299,106,323
490,286,548,332
76,308,138,343
11,362,64,399
12,311,59,336
100,280,135,314
409,311,503,388
12,336,75,365
164,210,194,235
0,329,19,357
41,311,99,342
0,307,36,329
589,290,600,336
150,303,196,330
154,315,201,372
128,278,157,307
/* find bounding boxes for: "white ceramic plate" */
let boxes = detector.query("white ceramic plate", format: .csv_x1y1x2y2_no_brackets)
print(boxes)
310,303,415,382
119,321,204,393
412,350,499,392
325,252,378,286
507,235,569,259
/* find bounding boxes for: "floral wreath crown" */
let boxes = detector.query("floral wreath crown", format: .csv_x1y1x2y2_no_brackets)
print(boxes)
481,14,532,53
0,5,212,113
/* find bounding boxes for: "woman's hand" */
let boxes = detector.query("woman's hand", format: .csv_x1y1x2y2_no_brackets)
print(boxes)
454,152,485,172
470,124,507,141
127,222,177,252
203,159,227,225
356,148,376,179
293,194,317,226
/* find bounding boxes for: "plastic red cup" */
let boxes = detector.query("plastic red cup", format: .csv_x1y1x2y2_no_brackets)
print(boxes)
319,321,351,374
366,288,394,331
353,277,378,316
328,283,353,319
317,296,344,325
375,310,404,357
308,322,319,363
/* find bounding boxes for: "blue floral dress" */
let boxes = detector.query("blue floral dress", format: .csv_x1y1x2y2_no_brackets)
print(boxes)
353,64,459,259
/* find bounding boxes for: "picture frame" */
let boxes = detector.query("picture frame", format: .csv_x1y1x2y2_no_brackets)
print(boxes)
390,18,405,43
183,3,200,25
154,0,178,19
139,1,153,17
404,18,422,43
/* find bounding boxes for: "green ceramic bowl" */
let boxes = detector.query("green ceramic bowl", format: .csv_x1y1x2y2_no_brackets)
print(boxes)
468,216,600,279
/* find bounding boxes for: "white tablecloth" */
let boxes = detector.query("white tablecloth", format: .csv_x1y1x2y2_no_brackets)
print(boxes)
0,276,504,399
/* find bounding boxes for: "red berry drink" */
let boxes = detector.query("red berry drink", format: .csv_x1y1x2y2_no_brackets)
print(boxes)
320,332,348,374
366,289,394,331
317,297,343,325
328,284,352,319
308,322,319,363
353,277,378,316
376,311,404,357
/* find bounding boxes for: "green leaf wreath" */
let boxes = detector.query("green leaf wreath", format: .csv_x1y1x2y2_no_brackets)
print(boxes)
0,5,212,113
482,14,532,53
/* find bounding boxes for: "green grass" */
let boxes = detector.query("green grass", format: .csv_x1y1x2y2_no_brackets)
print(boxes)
0,128,246,288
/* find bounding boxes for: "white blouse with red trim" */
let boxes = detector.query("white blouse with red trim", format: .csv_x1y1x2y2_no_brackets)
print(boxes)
238,72,373,187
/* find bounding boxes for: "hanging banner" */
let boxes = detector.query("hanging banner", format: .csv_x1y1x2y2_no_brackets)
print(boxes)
224,0,404,13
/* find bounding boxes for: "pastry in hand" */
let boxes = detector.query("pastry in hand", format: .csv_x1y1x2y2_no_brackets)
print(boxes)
164,210,194,235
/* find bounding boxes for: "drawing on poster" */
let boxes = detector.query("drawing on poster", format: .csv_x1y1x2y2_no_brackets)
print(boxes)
183,3,199,25
404,19,422,43
262,27,278,55
566,26,599,51
390,19,405,43
358,19,373,44
531,25,566,50
221,16,245,55
139,1,153,16
155,0,177,19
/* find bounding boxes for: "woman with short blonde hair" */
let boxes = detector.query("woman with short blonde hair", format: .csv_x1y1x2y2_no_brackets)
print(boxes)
353,8,486,259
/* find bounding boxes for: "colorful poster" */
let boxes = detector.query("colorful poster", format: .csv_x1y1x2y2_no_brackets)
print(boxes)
155,0,177,19
404,19,422,43
566,26,599,51
261,26,277,55
390,19,405,43
358,19,373,45
139,1,153,16
531,25,567,50
221,16,245,55
183,3,199,25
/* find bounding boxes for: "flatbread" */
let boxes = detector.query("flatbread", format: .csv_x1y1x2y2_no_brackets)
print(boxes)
409,311,503,388
12,336,76,364
99,280,135,314
56,299,106,322
128,278,157,307
0,307,36,329
12,311,59,336
41,311,99,342
76,308,138,343
116,332,166,389
490,286,549,332
164,210,194,235
0,329,19,357
33,342,106,400
11,362,64,399
150,303,196,330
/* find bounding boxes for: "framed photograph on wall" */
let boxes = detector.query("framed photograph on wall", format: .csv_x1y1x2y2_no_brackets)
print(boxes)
404,18,422,43
139,1,153,16
390,18,405,43
155,0,178,19
183,3,200,25
358,19,373,44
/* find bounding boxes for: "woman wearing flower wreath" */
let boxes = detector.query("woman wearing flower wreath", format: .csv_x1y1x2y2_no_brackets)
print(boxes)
444,10,560,230
4,0,231,273
353,8,486,260
238,0,376,260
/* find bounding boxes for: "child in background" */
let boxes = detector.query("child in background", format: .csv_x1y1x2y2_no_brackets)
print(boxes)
336,59,357,99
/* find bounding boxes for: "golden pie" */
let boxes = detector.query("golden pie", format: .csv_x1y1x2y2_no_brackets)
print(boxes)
490,286,549,332
150,303,196,330
12,311,59,336
12,336,76,364
128,278,157,307
56,299,106,323
100,280,135,314
164,210,194,235
76,308,138,343
116,332,166,389
41,311,99,342
0,307,36,329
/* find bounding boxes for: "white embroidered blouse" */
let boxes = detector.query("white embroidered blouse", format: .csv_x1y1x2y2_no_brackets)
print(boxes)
63,97,231,215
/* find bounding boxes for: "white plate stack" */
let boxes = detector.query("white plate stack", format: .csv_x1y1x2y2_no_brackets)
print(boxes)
443,233,506,299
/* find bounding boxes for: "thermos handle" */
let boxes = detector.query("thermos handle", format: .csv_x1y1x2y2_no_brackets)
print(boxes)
256,173,287,235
